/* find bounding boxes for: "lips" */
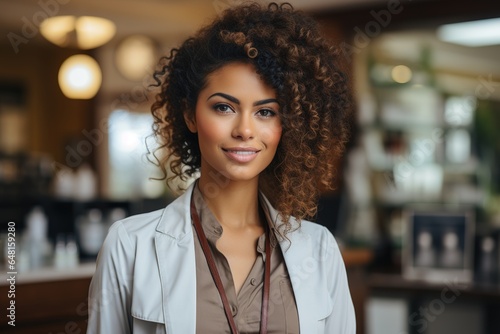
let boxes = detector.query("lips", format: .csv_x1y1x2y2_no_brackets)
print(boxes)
222,147,260,163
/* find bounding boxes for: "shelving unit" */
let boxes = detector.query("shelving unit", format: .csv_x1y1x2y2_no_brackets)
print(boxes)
346,41,488,272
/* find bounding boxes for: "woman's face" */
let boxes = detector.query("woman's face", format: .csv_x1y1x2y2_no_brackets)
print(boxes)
186,62,282,183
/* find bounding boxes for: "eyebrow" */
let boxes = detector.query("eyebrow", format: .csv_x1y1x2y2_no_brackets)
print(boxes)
207,92,279,106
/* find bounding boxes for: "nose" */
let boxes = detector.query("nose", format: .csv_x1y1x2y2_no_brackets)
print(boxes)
231,113,254,140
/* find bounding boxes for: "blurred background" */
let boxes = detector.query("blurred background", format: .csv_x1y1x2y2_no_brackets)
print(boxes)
1,0,500,333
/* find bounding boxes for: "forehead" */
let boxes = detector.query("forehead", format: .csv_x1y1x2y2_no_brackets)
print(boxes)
202,62,276,98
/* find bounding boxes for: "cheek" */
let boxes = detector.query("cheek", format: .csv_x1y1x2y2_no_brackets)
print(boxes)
195,113,224,144
261,122,282,148
198,125,219,144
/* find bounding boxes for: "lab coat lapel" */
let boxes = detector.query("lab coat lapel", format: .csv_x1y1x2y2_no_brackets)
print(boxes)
154,183,197,334
260,195,317,333
280,231,317,333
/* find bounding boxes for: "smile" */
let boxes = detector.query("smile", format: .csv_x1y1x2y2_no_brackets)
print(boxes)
228,150,256,155
222,148,260,163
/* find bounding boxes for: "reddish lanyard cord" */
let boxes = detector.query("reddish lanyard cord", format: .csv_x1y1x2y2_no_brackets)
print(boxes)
190,195,271,334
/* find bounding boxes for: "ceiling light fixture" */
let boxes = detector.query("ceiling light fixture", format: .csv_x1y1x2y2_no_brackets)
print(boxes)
437,17,500,47
115,35,158,81
40,16,116,49
58,54,102,99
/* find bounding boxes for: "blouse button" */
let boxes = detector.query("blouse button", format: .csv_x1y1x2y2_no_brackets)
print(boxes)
250,278,257,286
231,304,238,316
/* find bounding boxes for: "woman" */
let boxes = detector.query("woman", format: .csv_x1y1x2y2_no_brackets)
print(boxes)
88,2,355,333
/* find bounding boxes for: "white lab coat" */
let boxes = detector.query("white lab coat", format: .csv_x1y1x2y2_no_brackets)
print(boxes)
87,182,355,333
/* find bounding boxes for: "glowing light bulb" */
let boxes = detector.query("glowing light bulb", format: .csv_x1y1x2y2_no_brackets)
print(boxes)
58,54,102,99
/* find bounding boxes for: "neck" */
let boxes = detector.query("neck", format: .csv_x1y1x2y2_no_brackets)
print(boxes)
197,174,261,230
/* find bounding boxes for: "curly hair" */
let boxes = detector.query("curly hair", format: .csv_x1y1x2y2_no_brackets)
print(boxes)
151,2,351,232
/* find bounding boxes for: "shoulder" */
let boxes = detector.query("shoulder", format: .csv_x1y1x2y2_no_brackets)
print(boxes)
110,208,165,240
93,195,188,279
97,209,164,259
105,185,193,244
262,192,341,258
96,209,165,267
292,219,340,252
299,220,337,241
262,192,339,252
286,219,345,280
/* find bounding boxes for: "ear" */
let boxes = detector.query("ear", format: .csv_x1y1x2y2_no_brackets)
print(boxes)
183,111,197,133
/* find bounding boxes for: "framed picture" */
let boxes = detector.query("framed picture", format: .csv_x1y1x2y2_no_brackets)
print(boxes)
403,210,474,283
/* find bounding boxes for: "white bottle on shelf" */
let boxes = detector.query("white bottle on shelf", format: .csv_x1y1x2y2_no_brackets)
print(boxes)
65,234,79,268
73,163,98,201
25,206,51,269
53,234,79,269
54,234,67,269
77,209,105,256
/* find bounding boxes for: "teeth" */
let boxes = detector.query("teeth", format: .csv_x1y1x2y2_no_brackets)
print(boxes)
229,151,256,155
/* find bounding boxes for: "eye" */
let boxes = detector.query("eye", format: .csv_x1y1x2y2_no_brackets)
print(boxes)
256,109,277,118
213,103,233,114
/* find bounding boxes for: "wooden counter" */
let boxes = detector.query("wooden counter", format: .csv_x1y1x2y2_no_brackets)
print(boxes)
342,248,373,334
0,277,92,333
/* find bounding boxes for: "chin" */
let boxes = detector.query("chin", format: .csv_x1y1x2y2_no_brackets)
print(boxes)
222,172,260,183
224,166,268,181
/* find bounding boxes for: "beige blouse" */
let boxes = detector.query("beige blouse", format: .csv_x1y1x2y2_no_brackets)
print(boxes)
192,186,300,334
